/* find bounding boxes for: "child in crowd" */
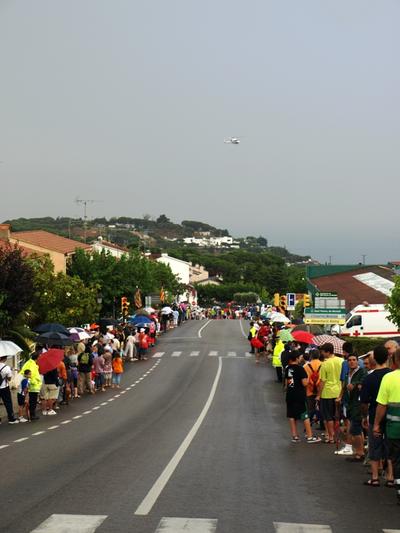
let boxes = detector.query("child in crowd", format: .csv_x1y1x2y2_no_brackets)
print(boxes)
138,328,149,361
103,345,113,388
112,351,124,388
18,369,31,422
285,351,321,443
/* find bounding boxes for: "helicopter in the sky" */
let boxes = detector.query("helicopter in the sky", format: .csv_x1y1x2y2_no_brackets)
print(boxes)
224,137,241,144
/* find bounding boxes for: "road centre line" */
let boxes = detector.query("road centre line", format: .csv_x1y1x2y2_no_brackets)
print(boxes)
32,431,46,436
274,523,332,532
14,437,29,443
61,419,72,424
73,415,82,420
155,517,218,533
135,357,223,516
47,425,59,430
198,319,211,338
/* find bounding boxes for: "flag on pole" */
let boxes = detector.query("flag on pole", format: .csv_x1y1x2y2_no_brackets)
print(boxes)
134,288,142,309
160,287,165,303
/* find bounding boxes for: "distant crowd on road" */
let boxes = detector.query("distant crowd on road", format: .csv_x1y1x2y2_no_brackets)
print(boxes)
0,306,193,426
247,316,400,506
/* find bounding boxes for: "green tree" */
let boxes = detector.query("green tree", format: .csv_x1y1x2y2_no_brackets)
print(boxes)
386,276,400,328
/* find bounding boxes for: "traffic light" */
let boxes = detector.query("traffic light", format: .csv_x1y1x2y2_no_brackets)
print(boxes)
279,294,287,310
121,296,130,316
273,293,280,307
303,294,311,308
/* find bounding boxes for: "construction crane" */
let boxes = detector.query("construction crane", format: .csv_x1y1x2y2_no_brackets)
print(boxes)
75,198,97,243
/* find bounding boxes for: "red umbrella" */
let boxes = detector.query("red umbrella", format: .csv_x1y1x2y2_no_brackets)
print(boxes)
37,348,65,374
292,330,316,344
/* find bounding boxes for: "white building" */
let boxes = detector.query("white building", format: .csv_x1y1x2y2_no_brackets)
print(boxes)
92,236,128,259
156,253,199,303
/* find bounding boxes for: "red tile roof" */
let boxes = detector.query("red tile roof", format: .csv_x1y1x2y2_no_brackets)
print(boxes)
311,266,394,310
11,230,91,255
0,238,45,257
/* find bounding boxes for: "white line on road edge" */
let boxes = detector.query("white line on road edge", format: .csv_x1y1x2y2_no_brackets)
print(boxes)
135,357,223,516
31,514,108,533
14,437,29,443
198,319,211,338
61,419,72,424
239,319,248,339
273,523,332,532
73,415,82,420
32,431,46,436
47,425,59,430
383,530,400,533
0,445,9,450
155,517,218,533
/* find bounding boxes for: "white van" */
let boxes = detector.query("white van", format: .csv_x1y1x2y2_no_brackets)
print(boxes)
340,304,400,338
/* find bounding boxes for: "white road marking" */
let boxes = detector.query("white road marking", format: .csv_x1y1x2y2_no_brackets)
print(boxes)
208,351,218,357
239,319,248,339
155,517,218,532
32,431,46,436
47,425,59,430
31,513,108,532
14,437,29,443
153,352,165,358
108,398,114,402
245,352,253,358
227,351,237,357
273,523,332,532
171,351,182,357
135,357,223,516
100,402,108,406
121,390,127,394
383,530,400,532
83,410,92,415
73,415,82,420
92,406,100,411
114,394,121,398
61,419,72,424
190,351,200,357
198,319,211,338
0,444,9,450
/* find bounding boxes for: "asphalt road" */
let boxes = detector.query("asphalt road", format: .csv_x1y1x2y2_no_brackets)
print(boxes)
0,319,398,533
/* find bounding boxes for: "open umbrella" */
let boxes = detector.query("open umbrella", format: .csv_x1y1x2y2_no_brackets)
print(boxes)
314,335,345,355
131,315,152,327
278,329,294,342
36,332,73,347
68,327,91,342
269,312,290,324
292,330,316,344
0,340,22,357
37,348,65,374
33,323,70,336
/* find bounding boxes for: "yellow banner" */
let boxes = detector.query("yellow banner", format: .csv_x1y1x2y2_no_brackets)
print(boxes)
304,317,346,325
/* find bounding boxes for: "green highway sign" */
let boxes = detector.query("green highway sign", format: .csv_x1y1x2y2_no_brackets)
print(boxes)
305,308,346,315
315,292,338,298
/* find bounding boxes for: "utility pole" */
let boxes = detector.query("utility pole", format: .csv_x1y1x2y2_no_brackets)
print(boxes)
75,198,96,243
328,255,332,265
362,254,366,265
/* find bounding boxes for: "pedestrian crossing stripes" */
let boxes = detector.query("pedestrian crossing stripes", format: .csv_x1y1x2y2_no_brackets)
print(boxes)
153,352,165,358
155,517,218,532
190,351,200,356
227,351,237,357
208,351,218,356
151,350,253,359
28,516,400,533
31,514,107,532
171,351,182,357
274,523,332,532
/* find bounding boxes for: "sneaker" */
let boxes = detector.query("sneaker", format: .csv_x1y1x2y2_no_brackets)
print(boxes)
8,419,19,424
336,446,354,456
306,436,321,443
291,436,300,443
42,411,48,416
19,417,28,423
47,409,57,415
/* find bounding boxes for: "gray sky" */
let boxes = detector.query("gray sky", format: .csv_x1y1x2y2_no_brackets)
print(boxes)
1,1,399,264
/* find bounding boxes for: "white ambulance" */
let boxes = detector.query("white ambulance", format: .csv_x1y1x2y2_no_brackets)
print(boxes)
339,303,400,338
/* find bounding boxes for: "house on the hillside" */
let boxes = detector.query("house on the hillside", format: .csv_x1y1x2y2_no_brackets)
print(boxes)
0,224,91,273
92,236,129,259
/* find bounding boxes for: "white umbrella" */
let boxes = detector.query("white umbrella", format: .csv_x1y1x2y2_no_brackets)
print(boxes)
68,327,91,341
161,306,173,315
0,340,23,357
269,312,290,324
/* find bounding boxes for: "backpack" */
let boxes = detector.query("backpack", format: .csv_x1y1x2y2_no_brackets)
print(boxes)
307,362,321,395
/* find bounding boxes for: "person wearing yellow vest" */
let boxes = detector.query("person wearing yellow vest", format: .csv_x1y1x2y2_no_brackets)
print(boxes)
374,348,400,504
273,338,284,383
248,322,257,354
20,350,42,421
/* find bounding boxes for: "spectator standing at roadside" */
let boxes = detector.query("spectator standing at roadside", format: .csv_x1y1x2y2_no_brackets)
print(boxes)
124,329,137,361
93,350,105,392
374,348,400,504
285,351,321,443
316,343,343,444
304,349,322,425
19,351,42,420
384,340,399,368
103,346,113,387
78,348,94,395
360,345,393,486
112,352,124,388
41,367,59,416
0,356,19,424
342,354,367,461
272,337,284,383
17,369,31,422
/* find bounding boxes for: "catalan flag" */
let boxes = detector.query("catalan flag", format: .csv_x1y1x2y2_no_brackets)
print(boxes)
134,288,142,309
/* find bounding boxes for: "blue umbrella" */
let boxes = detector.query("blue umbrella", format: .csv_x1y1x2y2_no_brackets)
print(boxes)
130,315,152,326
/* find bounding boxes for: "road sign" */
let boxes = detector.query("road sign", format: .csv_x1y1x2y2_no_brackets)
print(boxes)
286,293,296,310
305,308,346,315
304,307,347,325
304,316,346,325
315,292,337,298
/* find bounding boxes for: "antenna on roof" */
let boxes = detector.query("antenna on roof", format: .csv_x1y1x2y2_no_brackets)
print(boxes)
75,197,98,243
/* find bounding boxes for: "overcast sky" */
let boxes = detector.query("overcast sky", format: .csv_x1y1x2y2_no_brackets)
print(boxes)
1,1,399,263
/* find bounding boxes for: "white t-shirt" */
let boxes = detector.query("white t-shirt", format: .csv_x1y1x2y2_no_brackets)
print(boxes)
0,363,12,389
